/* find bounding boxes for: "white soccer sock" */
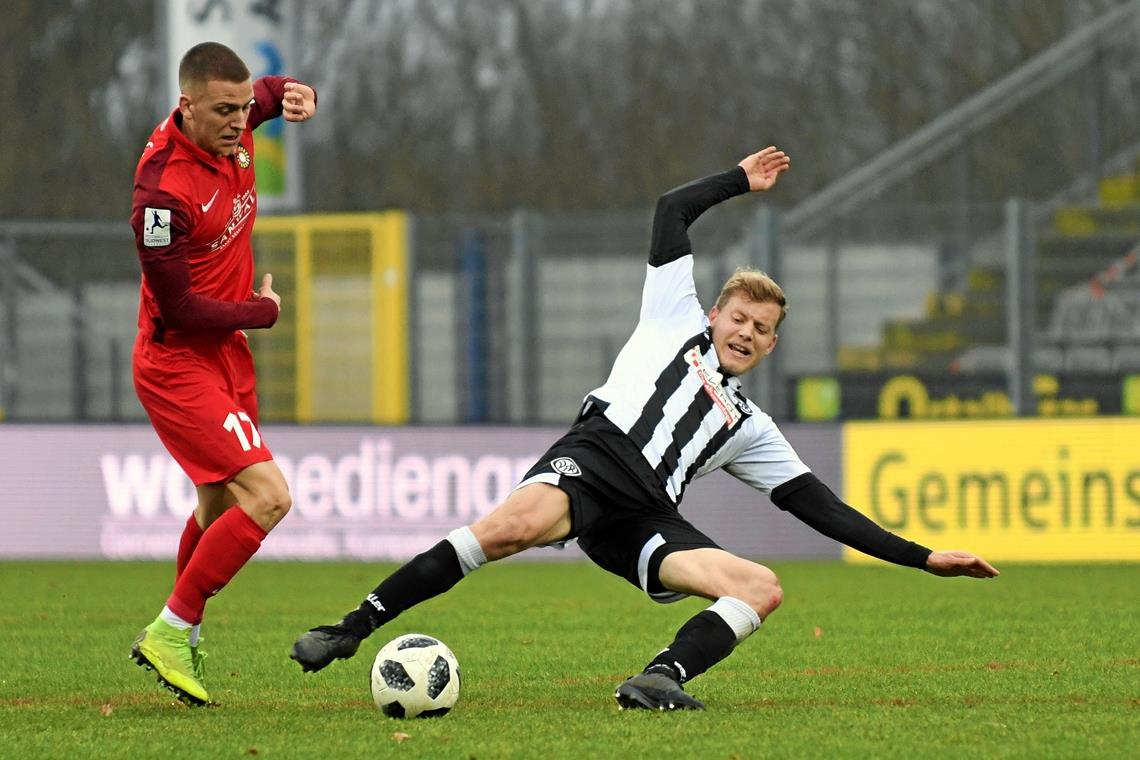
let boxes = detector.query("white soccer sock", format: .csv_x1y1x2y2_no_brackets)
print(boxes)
447,526,487,576
708,596,762,643
188,624,201,646
159,606,193,630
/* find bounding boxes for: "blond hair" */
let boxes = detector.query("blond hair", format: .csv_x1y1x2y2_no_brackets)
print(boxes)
714,268,787,328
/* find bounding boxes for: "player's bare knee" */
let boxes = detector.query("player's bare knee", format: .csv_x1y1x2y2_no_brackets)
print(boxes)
247,484,292,529
476,513,534,559
271,488,293,521
743,564,782,619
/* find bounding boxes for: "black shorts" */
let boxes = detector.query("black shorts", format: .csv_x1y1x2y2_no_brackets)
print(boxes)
517,418,721,603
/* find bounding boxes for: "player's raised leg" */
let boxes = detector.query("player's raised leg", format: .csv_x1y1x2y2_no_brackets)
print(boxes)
615,548,780,711
131,462,290,705
291,483,572,672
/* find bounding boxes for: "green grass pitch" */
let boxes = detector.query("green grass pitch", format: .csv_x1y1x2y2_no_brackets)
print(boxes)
2,560,1136,758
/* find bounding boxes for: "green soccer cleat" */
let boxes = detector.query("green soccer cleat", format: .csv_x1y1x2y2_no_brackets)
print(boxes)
130,618,211,706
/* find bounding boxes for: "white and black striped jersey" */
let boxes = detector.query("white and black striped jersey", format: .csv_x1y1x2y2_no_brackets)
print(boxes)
581,167,810,505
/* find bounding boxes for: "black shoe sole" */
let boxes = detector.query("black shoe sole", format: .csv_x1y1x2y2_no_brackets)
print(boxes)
129,645,211,707
614,683,704,711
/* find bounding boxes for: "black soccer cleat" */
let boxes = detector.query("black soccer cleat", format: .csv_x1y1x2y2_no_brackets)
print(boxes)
290,624,363,672
614,672,706,711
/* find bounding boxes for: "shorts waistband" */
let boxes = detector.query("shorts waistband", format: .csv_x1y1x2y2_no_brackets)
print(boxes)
144,319,239,348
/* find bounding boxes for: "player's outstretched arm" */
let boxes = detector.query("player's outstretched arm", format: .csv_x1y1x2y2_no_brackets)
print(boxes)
647,146,790,268
771,473,1000,579
925,550,999,578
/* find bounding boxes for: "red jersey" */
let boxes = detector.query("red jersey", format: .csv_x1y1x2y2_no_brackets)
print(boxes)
130,76,299,343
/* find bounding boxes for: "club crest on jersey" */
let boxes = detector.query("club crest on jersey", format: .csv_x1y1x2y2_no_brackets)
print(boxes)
551,457,581,477
235,145,251,169
685,346,743,428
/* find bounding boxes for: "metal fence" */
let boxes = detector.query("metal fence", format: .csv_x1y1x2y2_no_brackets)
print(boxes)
410,204,753,424
2,194,1138,424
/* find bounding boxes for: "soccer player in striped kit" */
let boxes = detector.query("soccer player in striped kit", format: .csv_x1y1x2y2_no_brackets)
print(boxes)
129,42,316,706
292,147,998,710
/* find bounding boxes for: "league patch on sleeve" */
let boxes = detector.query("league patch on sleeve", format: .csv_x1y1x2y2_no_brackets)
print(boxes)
142,208,172,247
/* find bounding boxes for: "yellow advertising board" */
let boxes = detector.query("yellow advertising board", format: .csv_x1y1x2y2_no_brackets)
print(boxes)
843,418,1140,562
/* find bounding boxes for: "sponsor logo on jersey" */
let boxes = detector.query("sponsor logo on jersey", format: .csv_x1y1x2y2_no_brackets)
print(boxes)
366,593,386,612
206,188,256,251
235,145,251,169
551,457,581,477
142,207,171,247
685,346,743,428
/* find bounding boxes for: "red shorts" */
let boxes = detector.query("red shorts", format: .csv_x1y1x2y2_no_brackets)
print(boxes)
133,331,274,485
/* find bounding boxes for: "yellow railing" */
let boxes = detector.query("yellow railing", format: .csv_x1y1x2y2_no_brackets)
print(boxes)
252,212,409,423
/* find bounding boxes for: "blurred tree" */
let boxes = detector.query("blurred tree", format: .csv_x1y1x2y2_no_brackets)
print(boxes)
0,0,1135,219
0,0,158,219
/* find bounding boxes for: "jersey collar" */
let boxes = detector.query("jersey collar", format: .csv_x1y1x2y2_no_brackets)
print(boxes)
703,326,741,386
703,327,752,413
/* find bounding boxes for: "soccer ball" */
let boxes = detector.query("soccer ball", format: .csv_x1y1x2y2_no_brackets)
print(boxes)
370,633,460,718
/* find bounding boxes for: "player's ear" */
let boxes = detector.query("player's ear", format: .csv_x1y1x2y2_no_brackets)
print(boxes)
178,93,193,120
708,306,720,321
766,334,778,354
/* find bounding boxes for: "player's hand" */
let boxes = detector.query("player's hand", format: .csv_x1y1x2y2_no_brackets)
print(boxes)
738,146,790,192
257,273,281,310
283,82,316,122
925,550,999,578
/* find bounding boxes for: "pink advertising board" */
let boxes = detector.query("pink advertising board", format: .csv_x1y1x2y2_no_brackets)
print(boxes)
0,424,841,561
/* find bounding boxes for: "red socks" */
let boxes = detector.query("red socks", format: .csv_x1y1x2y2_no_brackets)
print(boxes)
166,507,266,624
175,513,205,580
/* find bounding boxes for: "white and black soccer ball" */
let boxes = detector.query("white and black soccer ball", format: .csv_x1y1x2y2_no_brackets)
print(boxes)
370,633,460,718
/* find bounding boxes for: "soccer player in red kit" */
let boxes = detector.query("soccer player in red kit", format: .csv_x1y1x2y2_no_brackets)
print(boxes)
128,41,316,706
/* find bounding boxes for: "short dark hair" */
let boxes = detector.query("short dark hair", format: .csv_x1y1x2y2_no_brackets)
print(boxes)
178,42,250,92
